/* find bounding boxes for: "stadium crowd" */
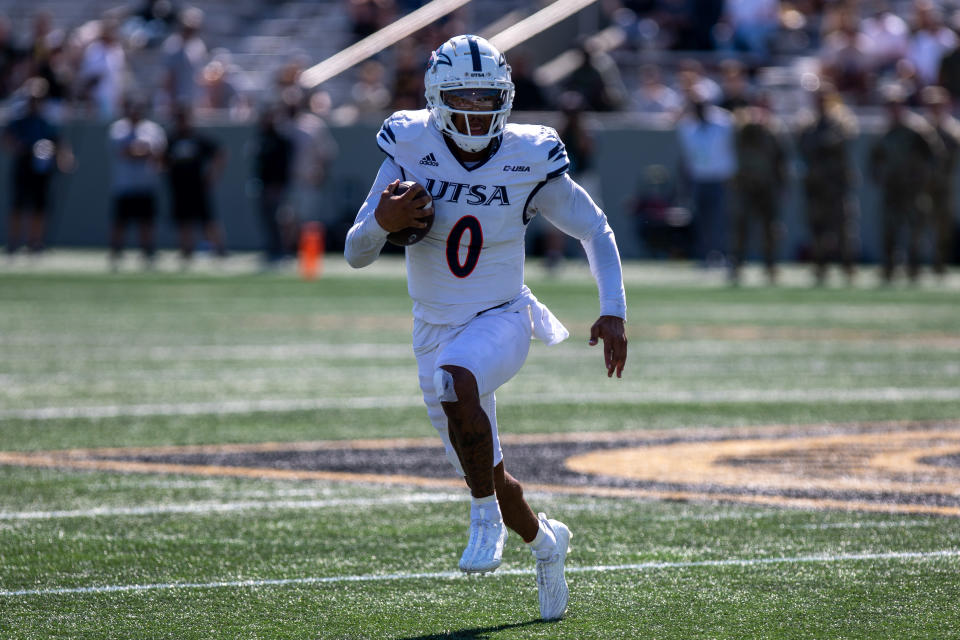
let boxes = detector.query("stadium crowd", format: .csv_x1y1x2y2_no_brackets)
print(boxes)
1,0,959,281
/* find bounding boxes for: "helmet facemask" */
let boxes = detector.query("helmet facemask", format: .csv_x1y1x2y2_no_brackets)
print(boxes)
438,88,511,152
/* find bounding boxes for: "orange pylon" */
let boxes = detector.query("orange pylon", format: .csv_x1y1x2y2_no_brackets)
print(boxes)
299,222,324,280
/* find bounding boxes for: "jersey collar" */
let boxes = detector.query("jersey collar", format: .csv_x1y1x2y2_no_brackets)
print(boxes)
442,134,503,172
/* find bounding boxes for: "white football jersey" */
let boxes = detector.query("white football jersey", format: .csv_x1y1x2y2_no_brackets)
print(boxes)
377,109,569,325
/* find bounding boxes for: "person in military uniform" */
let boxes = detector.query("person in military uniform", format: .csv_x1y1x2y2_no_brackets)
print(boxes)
920,85,960,277
729,96,788,285
869,85,945,284
796,82,859,286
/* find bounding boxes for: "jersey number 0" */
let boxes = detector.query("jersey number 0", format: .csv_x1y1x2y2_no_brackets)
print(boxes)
446,216,483,278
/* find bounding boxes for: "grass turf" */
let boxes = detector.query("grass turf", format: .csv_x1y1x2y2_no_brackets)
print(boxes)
1,254,959,639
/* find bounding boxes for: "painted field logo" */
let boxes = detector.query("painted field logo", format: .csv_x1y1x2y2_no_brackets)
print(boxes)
3,421,960,517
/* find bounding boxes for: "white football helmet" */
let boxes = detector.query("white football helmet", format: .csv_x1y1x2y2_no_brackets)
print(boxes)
424,35,515,153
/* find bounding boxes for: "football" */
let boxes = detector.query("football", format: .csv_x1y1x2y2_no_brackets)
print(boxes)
386,181,434,246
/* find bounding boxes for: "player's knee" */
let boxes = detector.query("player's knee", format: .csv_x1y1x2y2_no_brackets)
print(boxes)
433,368,458,403
435,366,479,406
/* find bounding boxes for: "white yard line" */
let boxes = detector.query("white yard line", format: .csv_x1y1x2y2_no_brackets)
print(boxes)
2,339,956,362
0,493,465,521
5,387,960,420
798,520,934,530
2,549,958,598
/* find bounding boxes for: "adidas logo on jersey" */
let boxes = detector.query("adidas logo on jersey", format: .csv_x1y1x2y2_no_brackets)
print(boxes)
419,153,440,166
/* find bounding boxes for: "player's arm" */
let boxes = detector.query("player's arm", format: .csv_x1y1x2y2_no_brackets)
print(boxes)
344,157,433,268
533,174,627,377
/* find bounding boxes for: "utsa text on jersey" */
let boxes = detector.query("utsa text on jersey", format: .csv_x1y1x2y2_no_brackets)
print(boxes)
424,178,511,205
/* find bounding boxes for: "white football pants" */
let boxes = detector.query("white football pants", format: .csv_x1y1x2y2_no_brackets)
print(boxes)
414,308,533,476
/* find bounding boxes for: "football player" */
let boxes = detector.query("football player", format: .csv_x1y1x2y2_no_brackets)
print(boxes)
345,34,627,621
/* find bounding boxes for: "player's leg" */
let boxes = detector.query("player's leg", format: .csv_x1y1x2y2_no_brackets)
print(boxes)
28,173,51,252
6,207,23,254
493,462,537,541
178,223,193,261
438,364,495,498
109,196,129,267
199,195,227,257
415,324,505,572
436,310,533,498
881,203,898,283
494,459,570,620
435,363,506,573
137,195,157,268
433,311,531,573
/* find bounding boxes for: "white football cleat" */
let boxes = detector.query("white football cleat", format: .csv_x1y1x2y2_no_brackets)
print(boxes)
459,517,507,573
533,513,570,620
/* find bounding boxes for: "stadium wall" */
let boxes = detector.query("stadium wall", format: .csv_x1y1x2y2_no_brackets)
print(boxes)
0,119,947,264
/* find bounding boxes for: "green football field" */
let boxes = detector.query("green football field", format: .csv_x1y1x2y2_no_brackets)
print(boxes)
2,252,960,639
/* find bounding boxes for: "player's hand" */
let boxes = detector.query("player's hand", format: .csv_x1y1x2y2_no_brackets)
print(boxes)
374,179,434,233
589,315,627,378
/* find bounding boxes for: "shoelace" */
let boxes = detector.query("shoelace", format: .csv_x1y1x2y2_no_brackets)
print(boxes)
465,520,482,557
536,553,559,589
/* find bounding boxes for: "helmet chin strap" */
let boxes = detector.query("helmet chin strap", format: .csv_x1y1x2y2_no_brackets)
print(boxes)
448,130,492,153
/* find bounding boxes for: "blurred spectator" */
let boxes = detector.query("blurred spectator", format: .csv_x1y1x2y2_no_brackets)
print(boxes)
676,58,722,104
869,84,944,283
275,53,308,94
198,58,241,112
22,11,57,78
819,6,873,101
350,59,391,115
718,59,752,111
681,0,725,50
937,25,960,101
30,29,72,125
631,64,682,114
861,3,909,72
647,0,694,50
390,38,426,110
17,11,72,122
164,104,227,263
134,0,178,25
349,0,396,42
907,0,957,88
892,57,922,104
0,16,14,99
108,98,166,269
77,18,127,121
722,0,780,57
796,82,859,285
631,164,692,258
3,78,72,255
127,0,178,48
162,7,207,110
280,90,339,251
562,41,627,111
729,96,788,285
558,92,602,205
508,49,549,111
252,105,294,265
920,85,960,277
675,91,737,266
540,93,601,274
